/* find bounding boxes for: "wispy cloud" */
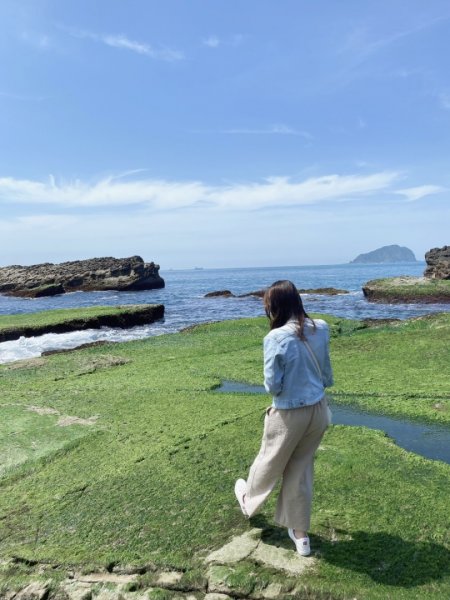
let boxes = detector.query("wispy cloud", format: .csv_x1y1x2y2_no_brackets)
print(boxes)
203,35,220,48
194,124,313,139
342,14,450,62
0,170,402,211
202,33,244,48
69,29,184,61
332,14,450,89
395,185,444,202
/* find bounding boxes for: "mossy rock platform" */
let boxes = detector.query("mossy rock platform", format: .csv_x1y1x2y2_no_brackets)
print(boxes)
0,312,449,599
363,276,450,303
0,304,164,343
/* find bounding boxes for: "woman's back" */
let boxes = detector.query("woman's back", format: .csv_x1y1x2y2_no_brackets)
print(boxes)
264,317,333,409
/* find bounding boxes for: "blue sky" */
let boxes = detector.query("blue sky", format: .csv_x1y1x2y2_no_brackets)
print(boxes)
0,0,449,268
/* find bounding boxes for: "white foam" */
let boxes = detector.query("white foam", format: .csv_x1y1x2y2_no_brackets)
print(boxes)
0,324,173,364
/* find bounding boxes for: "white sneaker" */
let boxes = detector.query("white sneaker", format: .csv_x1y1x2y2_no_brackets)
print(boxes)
234,479,248,517
288,528,311,556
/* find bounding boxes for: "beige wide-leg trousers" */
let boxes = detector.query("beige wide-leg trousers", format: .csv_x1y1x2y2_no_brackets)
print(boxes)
244,396,330,531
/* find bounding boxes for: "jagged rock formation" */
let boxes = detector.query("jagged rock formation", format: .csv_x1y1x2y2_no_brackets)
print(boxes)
424,246,450,279
0,256,164,298
351,245,416,264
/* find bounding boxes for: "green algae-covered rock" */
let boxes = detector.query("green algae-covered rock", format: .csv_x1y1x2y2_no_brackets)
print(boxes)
362,276,450,303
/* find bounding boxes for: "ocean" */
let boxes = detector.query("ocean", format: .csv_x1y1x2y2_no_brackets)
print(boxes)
1,261,449,364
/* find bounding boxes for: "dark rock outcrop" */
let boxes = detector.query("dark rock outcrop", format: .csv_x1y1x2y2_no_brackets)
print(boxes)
424,246,450,279
0,256,164,298
205,288,349,299
204,290,235,298
351,245,416,264
204,290,265,298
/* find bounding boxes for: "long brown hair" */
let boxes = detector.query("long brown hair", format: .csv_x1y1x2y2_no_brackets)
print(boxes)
264,280,314,339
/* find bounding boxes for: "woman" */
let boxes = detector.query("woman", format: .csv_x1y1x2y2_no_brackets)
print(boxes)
234,280,333,556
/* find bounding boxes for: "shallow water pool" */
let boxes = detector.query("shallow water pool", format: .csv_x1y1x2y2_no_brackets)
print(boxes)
217,381,450,464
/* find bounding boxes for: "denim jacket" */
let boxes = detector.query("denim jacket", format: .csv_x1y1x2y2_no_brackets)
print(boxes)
264,318,333,409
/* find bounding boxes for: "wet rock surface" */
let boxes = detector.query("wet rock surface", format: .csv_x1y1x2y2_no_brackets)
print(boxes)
0,256,164,298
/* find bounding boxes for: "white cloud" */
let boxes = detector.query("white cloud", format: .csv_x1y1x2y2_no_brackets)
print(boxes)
69,29,184,61
0,170,402,211
395,185,444,202
210,172,400,209
203,36,220,48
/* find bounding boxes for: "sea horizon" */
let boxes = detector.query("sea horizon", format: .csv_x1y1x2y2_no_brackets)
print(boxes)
162,260,427,273
0,260,447,364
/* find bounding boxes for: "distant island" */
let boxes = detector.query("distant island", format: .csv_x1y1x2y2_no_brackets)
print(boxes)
351,245,417,264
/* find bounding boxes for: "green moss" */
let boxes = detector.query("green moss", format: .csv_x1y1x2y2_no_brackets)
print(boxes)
0,312,449,599
329,312,450,423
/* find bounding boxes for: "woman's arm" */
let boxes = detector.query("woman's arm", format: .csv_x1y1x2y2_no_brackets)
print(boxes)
322,327,334,388
263,335,285,395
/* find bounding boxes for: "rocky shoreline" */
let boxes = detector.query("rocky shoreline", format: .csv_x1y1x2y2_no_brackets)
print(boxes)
0,256,164,298
362,277,450,303
0,304,164,343
362,246,450,303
